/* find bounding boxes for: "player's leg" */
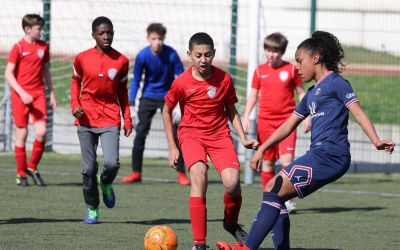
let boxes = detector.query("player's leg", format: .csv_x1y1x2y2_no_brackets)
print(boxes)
123,98,158,183
209,137,247,243
98,126,120,208
77,126,100,223
258,126,279,188
173,123,190,186
12,92,29,186
26,94,48,185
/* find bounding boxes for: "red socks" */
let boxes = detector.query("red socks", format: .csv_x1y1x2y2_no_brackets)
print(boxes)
223,193,242,227
15,146,27,176
28,139,45,171
261,170,275,189
190,197,207,245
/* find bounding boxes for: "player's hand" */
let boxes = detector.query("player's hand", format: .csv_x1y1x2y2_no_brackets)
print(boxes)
130,106,139,128
250,150,263,172
50,91,57,109
72,106,84,118
124,127,132,137
375,139,395,154
20,91,33,105
168,147,180,169
241,138,259,150
242,118,250,133
302,117,311,134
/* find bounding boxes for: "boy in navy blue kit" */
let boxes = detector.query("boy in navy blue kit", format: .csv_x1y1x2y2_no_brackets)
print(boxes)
122,23,190,185
215,31,395,250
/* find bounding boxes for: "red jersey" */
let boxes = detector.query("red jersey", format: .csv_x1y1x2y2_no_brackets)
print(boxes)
252,61,302,120
165,66,238,138
7,39,50,94
70,47,132,129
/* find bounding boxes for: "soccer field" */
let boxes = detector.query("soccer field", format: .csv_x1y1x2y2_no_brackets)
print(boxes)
0,153,399,249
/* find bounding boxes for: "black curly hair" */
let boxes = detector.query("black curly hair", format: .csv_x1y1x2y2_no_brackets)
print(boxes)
297,31,345,73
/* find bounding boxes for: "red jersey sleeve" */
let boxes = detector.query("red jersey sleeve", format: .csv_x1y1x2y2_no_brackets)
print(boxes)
292,64,302,87
70,55,83,112
251,66,261,90
117,58,132,129
224,75,238,107
164,80,182,109
8,43,20,64
43,44,50,63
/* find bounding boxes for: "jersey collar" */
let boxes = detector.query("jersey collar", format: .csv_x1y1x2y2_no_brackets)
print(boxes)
315,71,333,87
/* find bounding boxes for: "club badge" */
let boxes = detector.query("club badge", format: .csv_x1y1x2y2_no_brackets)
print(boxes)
207,86,217,99
279,71,288,82
37,49,44,59
108,68,117,80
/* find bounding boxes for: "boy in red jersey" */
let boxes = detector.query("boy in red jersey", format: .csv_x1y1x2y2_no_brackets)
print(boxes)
5,14,56,187
163,32,259,250
70,16,132,224
242,33,310,213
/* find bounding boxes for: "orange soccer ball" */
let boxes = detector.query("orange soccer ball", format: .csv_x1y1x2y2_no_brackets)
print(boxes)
144,225,178,250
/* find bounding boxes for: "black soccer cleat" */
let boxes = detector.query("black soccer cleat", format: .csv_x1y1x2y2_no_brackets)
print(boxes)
27,169,46,186
16,176,29,186
223,221,248,243
192,244,212,250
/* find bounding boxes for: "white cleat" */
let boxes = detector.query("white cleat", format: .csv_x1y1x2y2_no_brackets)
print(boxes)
285,199,297,214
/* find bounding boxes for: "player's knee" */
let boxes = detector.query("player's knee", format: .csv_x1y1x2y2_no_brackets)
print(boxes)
266,175,283,194
103,160,119,171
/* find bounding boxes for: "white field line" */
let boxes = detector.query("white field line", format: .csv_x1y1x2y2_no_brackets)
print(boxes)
2,168,400,197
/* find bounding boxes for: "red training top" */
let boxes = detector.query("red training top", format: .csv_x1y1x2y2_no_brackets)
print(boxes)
252,61,302,120
7,39,49,94
70,47,132,129
165,66,238,138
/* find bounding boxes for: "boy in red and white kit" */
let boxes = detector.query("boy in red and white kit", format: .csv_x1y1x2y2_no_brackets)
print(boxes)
5,14,56,186
242,32,310,213
163,32,259,250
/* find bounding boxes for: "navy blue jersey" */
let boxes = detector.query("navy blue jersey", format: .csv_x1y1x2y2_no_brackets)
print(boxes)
293,72,359,156
129,45,184,102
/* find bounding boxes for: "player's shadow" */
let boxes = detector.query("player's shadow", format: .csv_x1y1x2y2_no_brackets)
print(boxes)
298,206,383,213
46,182,82,187
259,248,341,250
119,218,191,225
0,217,82,224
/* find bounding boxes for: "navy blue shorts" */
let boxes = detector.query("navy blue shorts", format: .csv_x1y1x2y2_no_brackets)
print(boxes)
280,148,350,198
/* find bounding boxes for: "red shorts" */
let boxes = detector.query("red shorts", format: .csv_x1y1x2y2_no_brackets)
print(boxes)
179,135,240,173
257,118,296,161
11,91,47,127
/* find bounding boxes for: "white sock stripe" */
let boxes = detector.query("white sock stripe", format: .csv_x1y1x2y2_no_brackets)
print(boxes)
262,201,283,209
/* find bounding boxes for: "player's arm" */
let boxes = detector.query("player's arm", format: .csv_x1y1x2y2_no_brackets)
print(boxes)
295,86,311,133
70,58,83,118
250,115,302,171
226,104,259,150
173,51,184,77
242,88,258,133
4,62,33,104
348,102,395,153
129,54,144,106
43,62,56,109
162,104,180,168
117,61,133,137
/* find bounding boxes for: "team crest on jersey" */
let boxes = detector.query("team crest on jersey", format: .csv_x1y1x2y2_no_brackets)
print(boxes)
108,68,117,80
279,71,288,81
315,88,321,95
207,86,217,99
37,49,44,59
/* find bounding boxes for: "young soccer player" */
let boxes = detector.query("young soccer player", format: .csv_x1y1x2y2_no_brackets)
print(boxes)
5,14,56,187
163,32,259,250
215,31,395,250
122,23,190,186
242,32,309,213
70,16,132,224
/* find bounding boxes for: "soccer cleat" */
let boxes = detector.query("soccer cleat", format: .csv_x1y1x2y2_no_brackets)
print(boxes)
83,208,99,224
177,172,191,186
215,241,249,250
121,172,142,183
98,175,115,208
16,176,29,186
27,169,45,186
285,199,297,214
192,243,211,250
223,222,248,243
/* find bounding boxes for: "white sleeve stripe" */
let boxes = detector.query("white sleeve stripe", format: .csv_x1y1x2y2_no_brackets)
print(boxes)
293,111,305,120
345,98,359,107
120,75,128,82
73,66,81,78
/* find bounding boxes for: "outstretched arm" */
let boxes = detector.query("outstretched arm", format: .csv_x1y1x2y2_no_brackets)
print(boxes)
43,62,56,109
162,104,180,168
242,88,258,133
226,104,259,149
251,115,303,171
348,102,395,153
